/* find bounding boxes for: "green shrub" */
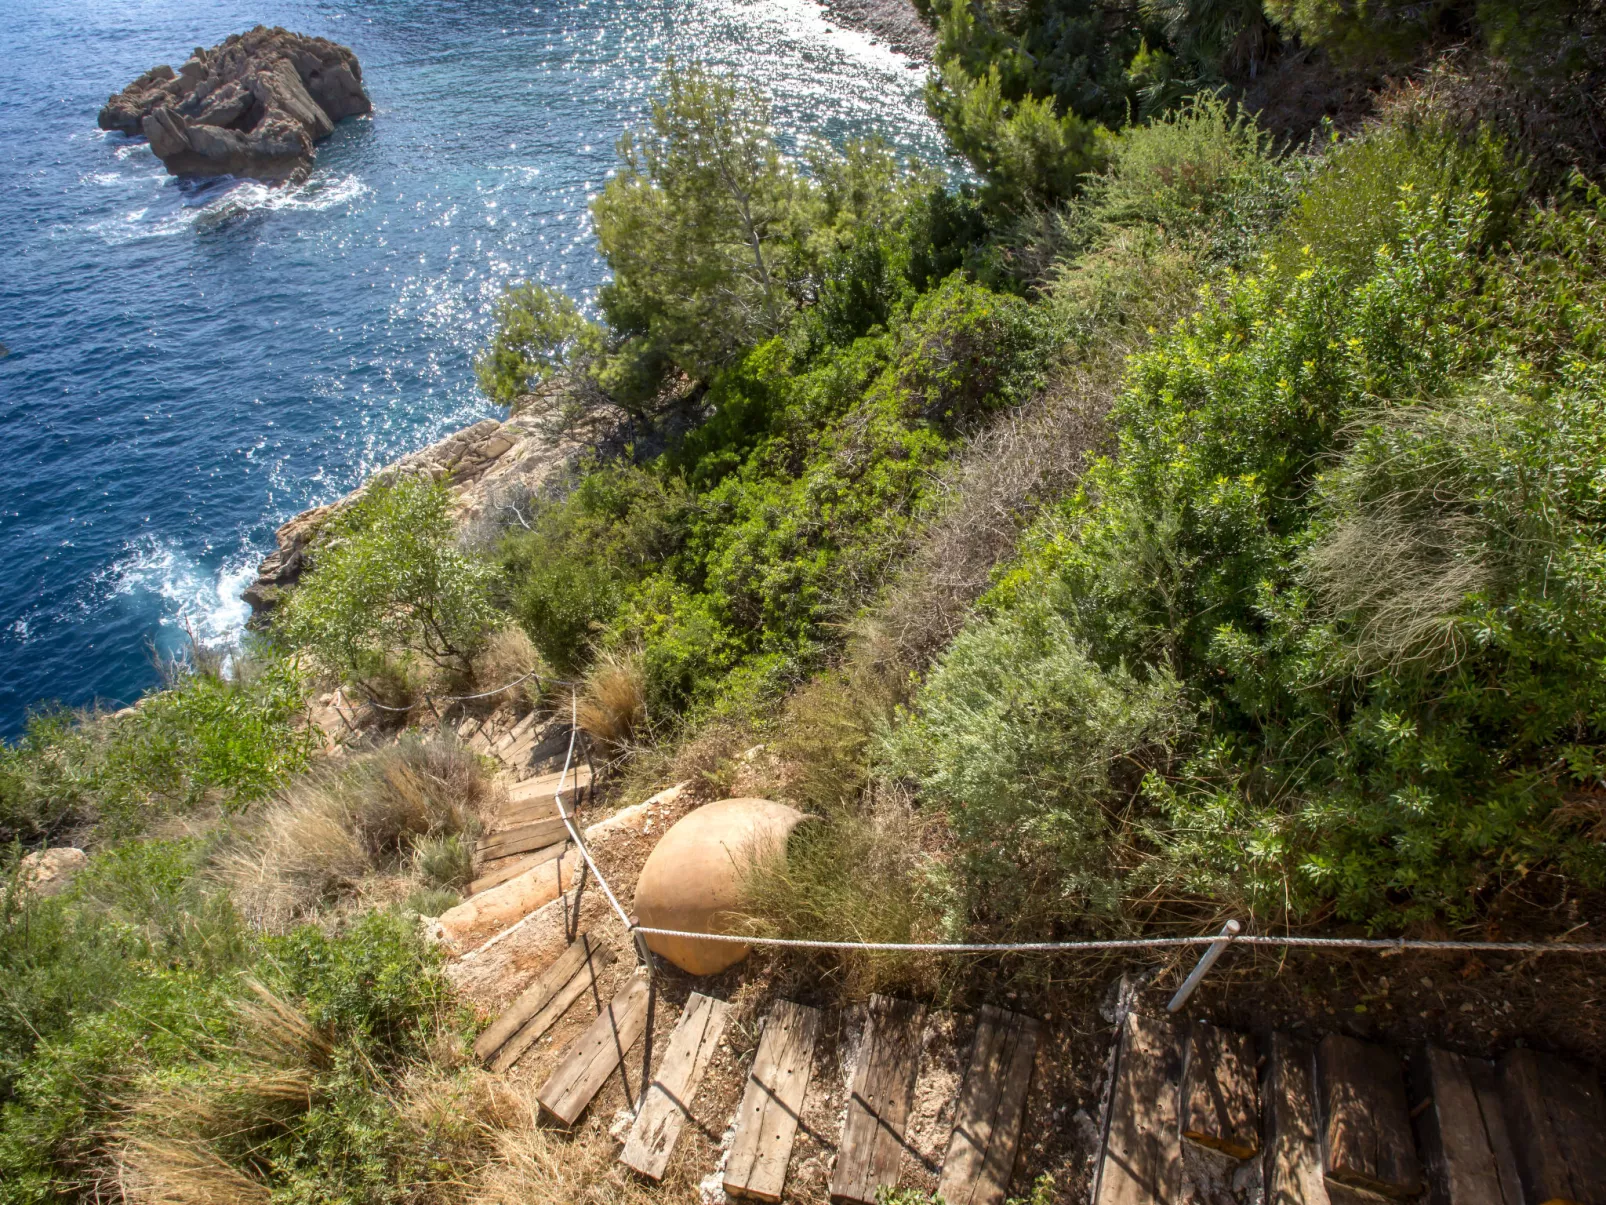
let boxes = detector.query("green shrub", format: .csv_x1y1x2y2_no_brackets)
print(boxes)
278,475,500,686
884,600,1187,932
0,656,313,844
500,465,690,673
904,163,1606,929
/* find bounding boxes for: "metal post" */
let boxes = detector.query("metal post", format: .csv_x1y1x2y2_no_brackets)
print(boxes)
1167,920,1241,1013
633,929,657,1111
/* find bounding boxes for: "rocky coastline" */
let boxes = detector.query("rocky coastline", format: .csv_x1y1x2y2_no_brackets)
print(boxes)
243,400,581,619
817,0,934,61
99,26,370,181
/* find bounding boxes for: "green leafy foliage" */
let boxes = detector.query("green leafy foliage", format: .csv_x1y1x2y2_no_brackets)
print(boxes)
0,657,313,844
474,281,603,406
898,137,1606,929
278,475,500,684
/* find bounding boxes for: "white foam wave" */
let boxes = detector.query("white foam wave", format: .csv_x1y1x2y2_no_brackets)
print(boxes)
81,171,370,244
109,536,258,651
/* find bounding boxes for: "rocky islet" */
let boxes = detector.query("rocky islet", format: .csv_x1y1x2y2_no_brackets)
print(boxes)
98,25,371,181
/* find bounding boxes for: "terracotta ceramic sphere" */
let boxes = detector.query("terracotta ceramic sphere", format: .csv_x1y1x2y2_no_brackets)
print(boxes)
633,797,805,975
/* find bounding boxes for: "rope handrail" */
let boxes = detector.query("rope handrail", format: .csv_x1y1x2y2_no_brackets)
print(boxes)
480,698,1606,964
623,925,1606,956
357,667,560,713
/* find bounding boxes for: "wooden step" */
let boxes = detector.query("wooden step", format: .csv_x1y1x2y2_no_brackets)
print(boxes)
936,1005,1040,1205
830,995,929,1204
508,764,591,809
468,842,567,897
537,971,651,1127
1093,1012,1182,1205
498,794,561,828
724,1000,823,1203
489,711,538,756
1412,1046,1522,1205
1499,1047,1606,1205
1265,1033,1330,1205
490,938,617,1074
620,992,731,1181
477,816,569,861
474,933,609,1063
1180,1020,1259,1160
1315,1033,1423,1199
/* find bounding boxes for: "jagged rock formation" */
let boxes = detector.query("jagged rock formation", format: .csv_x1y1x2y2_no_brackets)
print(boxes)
243,407,582,618
98,26,370,181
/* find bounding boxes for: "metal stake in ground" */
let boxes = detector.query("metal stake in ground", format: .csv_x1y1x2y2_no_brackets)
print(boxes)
1167,920,1241,1013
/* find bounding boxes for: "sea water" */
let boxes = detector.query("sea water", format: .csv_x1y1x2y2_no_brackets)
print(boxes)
0,0,946,734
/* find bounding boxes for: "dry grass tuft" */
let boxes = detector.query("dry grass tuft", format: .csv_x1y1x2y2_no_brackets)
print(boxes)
739,786,946,998
236,980,332,1071
120,1139,272,1205
471,1110,667,1205
219,736,489,930
576,650,646,750
470,626,547,710
858,377,1109,686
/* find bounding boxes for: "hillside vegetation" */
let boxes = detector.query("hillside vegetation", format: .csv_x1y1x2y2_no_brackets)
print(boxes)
5,5,1606,1201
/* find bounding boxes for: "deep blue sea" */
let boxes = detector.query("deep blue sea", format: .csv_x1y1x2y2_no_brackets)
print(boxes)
0,0,946,735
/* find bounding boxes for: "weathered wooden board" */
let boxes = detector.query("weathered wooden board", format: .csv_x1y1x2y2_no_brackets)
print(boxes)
936,1005,1041,1205
468,842,567,897
508,765,591,808
499,794,561,827
724,1000,823,1204
477,815,569,860
830,995,929,1204
1316,1033,1423,1199
1264,1033,1330,1205
620,992,731,1181
1499,1047,1606,1205
474,933,604,1063
537,972,651,1128
1412,1046,1521,1205
490,938,617,1074
1181,1020,1260,1160
1093,1012,1182,1205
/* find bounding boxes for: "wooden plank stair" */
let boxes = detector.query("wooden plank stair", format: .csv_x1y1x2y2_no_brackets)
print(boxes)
830,995,928,1204
489,937,617,1074
936,1005,1040,1205
474,933,613,1066
724,1000,822,1203
1499,1047,1606,1205
1412,1046,1523,1204
1316,1032,1424,1198
620,992,731,1181
1180,1019,1259,1161
1094,1012,1184,1205
537,970,651,1127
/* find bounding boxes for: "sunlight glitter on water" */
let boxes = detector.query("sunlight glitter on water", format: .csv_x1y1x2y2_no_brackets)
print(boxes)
0,0,949,730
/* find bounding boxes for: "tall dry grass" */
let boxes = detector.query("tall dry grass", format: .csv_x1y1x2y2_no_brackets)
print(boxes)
575,650,646,750
470,625,547,710
220,736,489,930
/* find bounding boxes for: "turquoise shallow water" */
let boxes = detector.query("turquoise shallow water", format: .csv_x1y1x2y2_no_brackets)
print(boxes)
0,0,945,734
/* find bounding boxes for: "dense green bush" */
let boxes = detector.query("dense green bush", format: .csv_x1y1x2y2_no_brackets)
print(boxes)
895,145,1606,929
279,475,500,687
0,843,464,1205
0,656,313,844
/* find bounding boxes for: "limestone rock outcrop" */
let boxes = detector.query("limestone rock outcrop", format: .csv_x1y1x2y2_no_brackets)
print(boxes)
19,848,88,898
633,798,806,976
244,407,582,619
99,26,370,181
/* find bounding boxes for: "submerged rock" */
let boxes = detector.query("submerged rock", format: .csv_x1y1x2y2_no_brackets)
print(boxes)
98,26,370,182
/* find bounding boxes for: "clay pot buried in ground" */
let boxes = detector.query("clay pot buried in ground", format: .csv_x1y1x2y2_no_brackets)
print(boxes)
633,797,805,976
